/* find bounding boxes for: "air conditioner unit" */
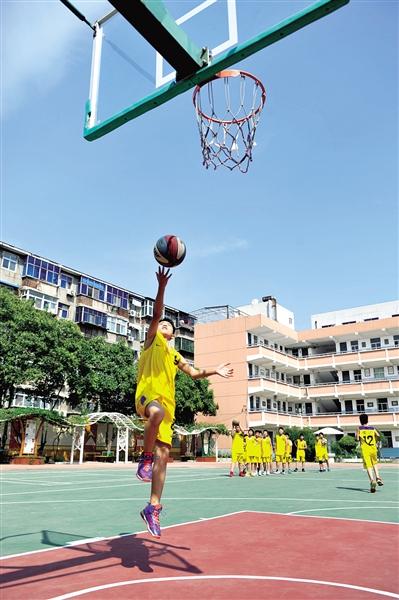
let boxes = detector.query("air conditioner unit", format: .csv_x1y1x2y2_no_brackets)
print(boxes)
67,290,75,297
129,310,137,317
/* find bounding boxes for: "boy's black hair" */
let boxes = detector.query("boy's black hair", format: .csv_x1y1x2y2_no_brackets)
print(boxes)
278,426,285,432
248,428,254,434
359,413,369,425
255,429,262,434
159,317,176,333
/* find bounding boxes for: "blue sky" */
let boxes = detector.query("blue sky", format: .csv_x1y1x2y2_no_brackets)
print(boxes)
2,1,398,329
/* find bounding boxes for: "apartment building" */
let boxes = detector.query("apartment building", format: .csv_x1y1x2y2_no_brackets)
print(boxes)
0,241,195,410
193,299,399,449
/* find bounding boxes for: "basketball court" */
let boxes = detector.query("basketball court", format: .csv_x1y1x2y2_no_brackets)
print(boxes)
1,464,398,599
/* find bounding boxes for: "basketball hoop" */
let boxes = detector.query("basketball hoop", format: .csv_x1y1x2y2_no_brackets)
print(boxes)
193,70,266,173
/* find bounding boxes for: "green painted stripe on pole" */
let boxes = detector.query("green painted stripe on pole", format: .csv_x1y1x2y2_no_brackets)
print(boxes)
84,0,350,141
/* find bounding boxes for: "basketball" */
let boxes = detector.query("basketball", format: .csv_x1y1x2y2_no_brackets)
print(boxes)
153,235,186,268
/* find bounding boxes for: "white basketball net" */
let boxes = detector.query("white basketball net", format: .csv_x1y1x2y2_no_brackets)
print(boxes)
193,70,266,173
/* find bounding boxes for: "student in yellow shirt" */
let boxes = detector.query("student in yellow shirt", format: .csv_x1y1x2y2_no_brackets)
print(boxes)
356,413,384,493
294,434,307,472
274,427,287,474
135,267,233,537
318,433,330,472
261,430,273,475
254,430,262,475
245,428,256,476
230,420,245,477
285,436,293,473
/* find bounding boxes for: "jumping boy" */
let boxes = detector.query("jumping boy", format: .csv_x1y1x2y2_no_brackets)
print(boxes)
356,413,384,493
135,267,233,537
230,420,245,477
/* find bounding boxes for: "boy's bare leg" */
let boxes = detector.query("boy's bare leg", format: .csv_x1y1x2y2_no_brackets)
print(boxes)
373,464,383,482
150,442,169,505
143,402,165,453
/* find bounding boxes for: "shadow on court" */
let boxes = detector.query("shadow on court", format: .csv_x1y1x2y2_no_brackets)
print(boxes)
336,486,372,494
1,531,201,593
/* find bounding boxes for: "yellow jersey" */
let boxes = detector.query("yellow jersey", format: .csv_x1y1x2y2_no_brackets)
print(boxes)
135,331,182,404
358,426,378,451
297,439,307,450
246,435,256,455
275,434,286,454
285,439,293,455
261,437,272,455
232,432,245,454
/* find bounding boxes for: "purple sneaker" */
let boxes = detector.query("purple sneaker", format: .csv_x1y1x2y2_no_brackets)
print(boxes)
136,454,153,482
140,503,162,538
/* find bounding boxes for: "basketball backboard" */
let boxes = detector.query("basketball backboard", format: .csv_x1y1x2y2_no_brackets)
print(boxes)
83,0,349,141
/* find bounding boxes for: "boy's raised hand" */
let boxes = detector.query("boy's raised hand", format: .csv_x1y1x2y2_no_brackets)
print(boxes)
156,266,172,287
216,362,234,378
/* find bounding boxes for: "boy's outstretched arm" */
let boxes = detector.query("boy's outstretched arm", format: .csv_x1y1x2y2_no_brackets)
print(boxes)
144,267,171,350
178,357,233,380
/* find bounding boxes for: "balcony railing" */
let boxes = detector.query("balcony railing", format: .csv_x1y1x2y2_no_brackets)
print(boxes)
247,341,398,359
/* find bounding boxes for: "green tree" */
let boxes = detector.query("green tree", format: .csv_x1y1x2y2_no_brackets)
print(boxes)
174,370,218,425
0,288,42,407
337,434,357,457
68,336,137,415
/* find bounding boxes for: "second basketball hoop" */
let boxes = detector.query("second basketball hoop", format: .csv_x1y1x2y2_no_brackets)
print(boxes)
193,70,266,173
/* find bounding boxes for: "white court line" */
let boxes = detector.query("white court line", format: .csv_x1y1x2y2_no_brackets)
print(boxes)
287,506,399,516
0,475,223,497
49,575,399,600
0,473,204,487
3,495,399,506
0,510,247,560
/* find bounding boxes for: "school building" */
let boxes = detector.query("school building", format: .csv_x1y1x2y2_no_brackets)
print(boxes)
0,240,195,414
193,299,399,452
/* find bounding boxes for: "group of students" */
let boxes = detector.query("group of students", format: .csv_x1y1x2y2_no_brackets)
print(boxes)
230,415,384,494
229,423,329,477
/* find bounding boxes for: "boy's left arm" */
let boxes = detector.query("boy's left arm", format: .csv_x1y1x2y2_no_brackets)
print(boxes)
178,357,233,380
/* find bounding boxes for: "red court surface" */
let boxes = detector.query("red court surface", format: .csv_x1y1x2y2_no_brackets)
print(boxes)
1,512,398,599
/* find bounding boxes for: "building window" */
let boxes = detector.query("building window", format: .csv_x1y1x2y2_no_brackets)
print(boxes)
342,371,350,383
394,335,399,348
142,299,154,318
107,316,127,336
22,289,57,313
23,256,60,285
249,396,254,411
373,367,384,379
356,400,365,412
267,399,271,410
175,337,194,354
387,366,394,375
344,400,353,413
339,342,347,353
75,306,107,328
384,339,390,345
350,341,359,352
391,400,398,407
106,286,128,309
370,337,381,349
79,277,105,302
58,303,69,319
377,398,388,412
364,368,371,377
354,369,362,382
361,341,367,348
60,273,72,289
2,252,18,272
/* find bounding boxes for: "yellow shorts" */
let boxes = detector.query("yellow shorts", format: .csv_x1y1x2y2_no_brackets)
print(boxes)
319,452,329,461
275,454,285,463
135,394,175,447
232,451,245,463
250,455,261,463
296,450,306,462
362,450,378,470
285,454,292,463
262,455,272,462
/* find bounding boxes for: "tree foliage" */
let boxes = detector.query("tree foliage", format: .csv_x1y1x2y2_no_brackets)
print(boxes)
174,370,218,425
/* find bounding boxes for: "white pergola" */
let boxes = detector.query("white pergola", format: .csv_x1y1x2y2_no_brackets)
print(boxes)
70,412,223,464
70,412,143,465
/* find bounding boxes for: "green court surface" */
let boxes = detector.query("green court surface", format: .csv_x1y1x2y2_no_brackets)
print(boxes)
1,464,398,557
